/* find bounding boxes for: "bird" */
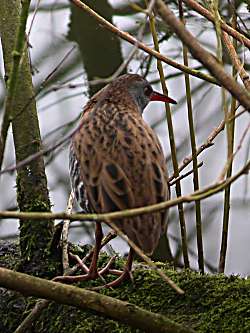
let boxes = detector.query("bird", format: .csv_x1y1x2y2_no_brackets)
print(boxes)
68,74,176,288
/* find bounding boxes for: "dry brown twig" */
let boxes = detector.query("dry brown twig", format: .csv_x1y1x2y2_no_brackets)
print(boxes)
69,0,218,85
222,31,250,91
94,219,184,294
182,0,250,50
0,158,249,223
218,121,250,182
155,0,250,110
169,162,203,186
168,108,247,183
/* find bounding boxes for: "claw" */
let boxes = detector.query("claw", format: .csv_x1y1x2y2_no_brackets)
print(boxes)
98,255,116,275
54,228,134,290
87,249,134,290
89,269,131,290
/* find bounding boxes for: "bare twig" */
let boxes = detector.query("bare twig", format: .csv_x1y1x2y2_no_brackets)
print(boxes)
0,121,78,176
105,220,184,294
10,45,77,124
69,0,218,85
178,0,203,273
168,112,227,183
155,0,250,110
148,1,189,268
182,0,250,50
169,162,203,186
219,7,239,274
14,299,51,333
218,122,250,182
27,0,41,37
0,160,249,223
222,31,250,91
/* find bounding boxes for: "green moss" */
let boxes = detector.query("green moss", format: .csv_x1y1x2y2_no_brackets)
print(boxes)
0,241,20,268
1,244,250,333
32,267,250,333
16,172,54,267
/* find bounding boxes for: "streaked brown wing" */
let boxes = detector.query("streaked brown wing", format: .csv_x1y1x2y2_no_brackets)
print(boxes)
71,107,169,254
87,161,135,213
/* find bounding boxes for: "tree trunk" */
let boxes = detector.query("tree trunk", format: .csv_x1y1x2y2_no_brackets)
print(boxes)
0,0,54,274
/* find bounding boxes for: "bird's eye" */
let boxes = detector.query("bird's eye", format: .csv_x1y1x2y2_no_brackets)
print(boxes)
144,85,153,97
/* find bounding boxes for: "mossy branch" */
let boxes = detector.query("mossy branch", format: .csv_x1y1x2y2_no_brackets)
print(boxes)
14,231,117,333
0,267,195,333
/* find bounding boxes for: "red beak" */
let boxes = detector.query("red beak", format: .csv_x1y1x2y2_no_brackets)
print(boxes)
150,91,177,104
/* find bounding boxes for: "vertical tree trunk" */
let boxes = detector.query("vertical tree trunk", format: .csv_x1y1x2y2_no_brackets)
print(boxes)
68,0,125,95
0,0,54,274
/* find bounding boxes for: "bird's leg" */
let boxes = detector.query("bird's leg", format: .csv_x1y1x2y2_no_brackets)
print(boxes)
88,221,103,277
54,223,115,283
89,222,118,278
90,248,134,290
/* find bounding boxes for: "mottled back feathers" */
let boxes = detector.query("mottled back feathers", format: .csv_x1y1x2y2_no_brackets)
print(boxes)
70,74,170,255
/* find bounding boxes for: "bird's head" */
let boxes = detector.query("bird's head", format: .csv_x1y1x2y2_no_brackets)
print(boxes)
97,74,177,116
125,74,177,113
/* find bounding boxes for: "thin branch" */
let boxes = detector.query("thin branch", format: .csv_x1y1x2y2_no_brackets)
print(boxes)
100,219,184,294
155,0,250,110
182,0,250,50
222,31,250,91
14,299,51,333
12,45,77,122
169,162,203,186
148,2,189,268
168,108,247,183
0,159,249,222
69,0,218,85
27,0,41,37
178,0,204,273
219,6,238,274
210,0,223,62
0,267,195,333
219,121,250,182
0,122,77,176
